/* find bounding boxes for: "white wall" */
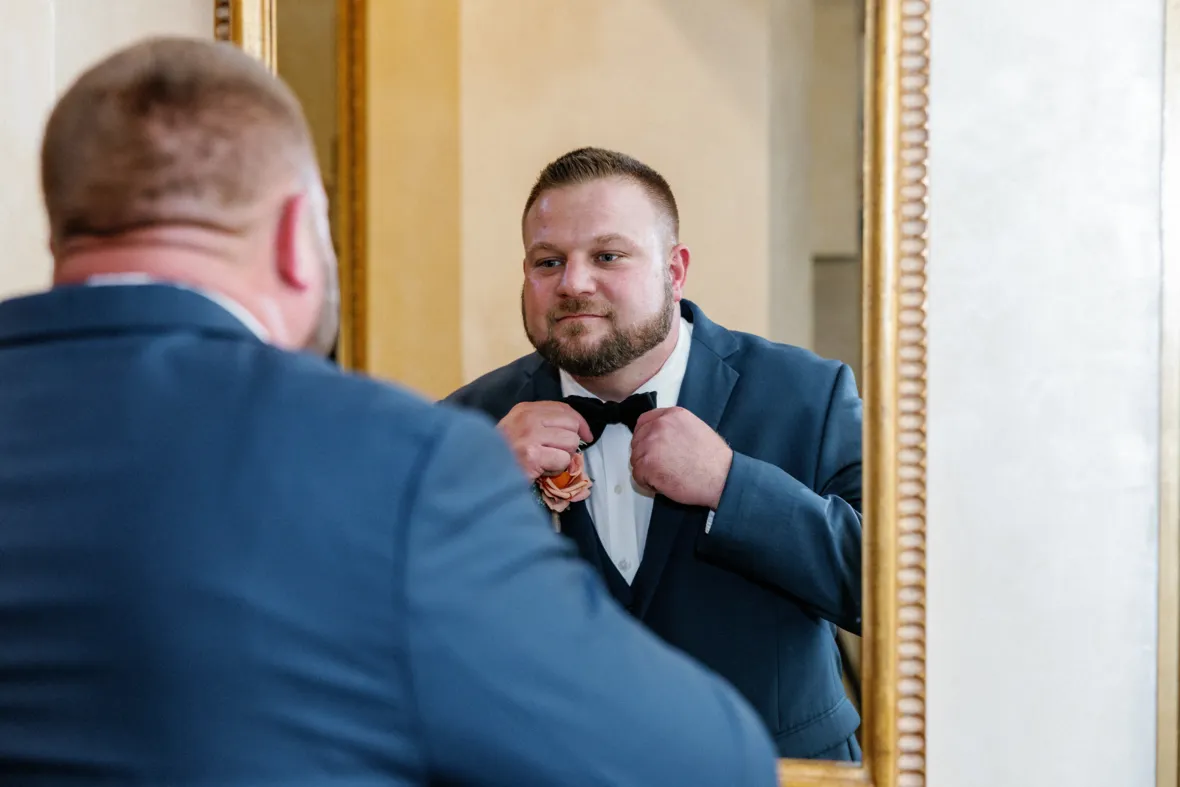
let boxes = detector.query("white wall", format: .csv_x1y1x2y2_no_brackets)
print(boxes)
0,0,212,300
926,0,1163,784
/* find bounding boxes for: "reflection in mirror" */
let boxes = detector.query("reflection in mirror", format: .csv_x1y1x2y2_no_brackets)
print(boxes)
438,0,869,765
273,0,345,364
264,0,870,770
809,0,868,741
222,0,938,780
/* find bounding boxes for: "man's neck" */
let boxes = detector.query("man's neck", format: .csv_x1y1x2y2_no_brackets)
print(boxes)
54,242,281,344
571,317,681,402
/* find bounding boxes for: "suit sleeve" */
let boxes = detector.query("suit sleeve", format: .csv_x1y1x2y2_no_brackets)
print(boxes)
701,364,863,634
402,410,778,787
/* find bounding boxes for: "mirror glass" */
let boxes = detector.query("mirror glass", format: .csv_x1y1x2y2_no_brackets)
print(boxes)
276,0,866,765
808,0,867,748
274,0,340,362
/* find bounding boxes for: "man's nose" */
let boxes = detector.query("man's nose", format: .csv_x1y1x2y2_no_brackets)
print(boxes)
556,257,595,296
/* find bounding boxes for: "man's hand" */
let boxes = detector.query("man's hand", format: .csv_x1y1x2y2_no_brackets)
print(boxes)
630,407,734,509
497,401,593,482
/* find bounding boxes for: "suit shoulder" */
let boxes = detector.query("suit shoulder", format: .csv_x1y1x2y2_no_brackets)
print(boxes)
445,353,542,413
722,329,850,385
251,348,495,458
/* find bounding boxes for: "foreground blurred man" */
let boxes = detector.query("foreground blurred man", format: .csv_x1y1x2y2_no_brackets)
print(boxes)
447,148,864,759
0,38,777,786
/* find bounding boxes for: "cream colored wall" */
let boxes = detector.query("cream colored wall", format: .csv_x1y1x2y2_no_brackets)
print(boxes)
810,0,861,257
366,0,821,396
0,0,212,301
769,0,816,356
810,0,863,386
459,0,813,383
0,2,55,300
926,0,1163,783
276,0,336,216
365,0,464,397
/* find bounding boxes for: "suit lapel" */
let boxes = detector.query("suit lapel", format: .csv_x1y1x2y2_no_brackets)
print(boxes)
629,325,740,619
557,501,605,572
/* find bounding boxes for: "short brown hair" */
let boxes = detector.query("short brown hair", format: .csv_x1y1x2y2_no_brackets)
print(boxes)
522,147,680,241
41,36,314,246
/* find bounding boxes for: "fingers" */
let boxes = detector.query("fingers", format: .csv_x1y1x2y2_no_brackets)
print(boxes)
499,402,593,481
505,401,592,447
519,445,573,481
632,406,677,445
631,409,683,493
533,426,583,455
634,406,678,429
629,449,655,494
629,454,658,496
572,413,593,445
539,403,593,445
507,401,590,437
632,409,669,449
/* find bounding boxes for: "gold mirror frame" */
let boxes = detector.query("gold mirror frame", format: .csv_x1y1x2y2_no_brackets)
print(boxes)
215,1,930,785
213,0,367,371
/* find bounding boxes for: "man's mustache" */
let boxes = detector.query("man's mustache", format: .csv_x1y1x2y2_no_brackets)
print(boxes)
548,299,614,323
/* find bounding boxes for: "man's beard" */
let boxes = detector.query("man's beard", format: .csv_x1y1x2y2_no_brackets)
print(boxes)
523,275,675,378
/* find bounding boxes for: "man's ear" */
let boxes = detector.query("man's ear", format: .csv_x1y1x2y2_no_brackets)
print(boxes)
274,193,311,290
668,244,691,300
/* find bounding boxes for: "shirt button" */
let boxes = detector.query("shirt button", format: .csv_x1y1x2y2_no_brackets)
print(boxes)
618,559,630,571
614,484,623,494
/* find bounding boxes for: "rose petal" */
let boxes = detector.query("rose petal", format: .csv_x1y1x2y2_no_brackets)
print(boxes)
538,488,571,512
536,454,592,513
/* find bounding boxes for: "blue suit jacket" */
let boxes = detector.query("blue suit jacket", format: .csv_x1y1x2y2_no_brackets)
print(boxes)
447,300,863,759
0,284,778,786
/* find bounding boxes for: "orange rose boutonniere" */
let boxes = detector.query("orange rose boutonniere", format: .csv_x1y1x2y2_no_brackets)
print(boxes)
536,451,593,513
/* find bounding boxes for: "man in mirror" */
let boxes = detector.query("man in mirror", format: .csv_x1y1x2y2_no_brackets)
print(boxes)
447,147,865,760
0,39,779,786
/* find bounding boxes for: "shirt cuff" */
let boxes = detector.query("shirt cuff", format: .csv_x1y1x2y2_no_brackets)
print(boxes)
705,510,716,533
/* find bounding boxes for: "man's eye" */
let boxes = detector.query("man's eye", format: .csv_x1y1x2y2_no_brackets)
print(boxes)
597,253,620,263
538,259,562,268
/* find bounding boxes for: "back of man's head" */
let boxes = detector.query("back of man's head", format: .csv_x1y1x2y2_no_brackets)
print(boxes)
40,36,339,356
42,36,311,246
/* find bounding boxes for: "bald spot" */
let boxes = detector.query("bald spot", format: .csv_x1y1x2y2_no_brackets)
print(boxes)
41,36,316,247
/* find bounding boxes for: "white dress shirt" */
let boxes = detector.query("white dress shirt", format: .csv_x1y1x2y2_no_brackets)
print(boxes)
560,316,693,584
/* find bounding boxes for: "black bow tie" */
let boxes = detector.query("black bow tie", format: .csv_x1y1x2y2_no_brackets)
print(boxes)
564,391,658,447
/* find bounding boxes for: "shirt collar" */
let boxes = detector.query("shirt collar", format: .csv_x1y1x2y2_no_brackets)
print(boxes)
560,316,694,407
83,274,270,340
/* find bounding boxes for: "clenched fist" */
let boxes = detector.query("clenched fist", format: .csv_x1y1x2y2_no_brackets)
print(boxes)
497,401,593,482
631,407,733,509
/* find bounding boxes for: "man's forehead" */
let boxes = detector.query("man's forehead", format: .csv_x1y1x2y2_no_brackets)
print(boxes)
525,181,659,247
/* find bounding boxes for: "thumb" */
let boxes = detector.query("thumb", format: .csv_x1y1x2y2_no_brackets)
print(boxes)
573,413,593,445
